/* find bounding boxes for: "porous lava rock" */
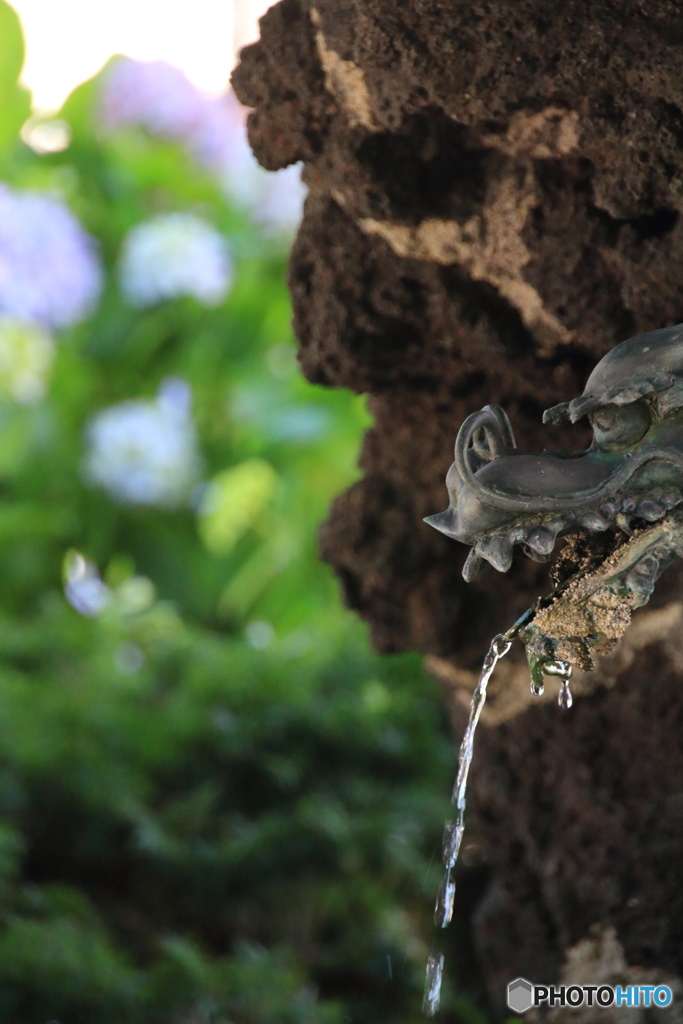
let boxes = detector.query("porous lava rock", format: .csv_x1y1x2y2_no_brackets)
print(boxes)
233,0,683,1006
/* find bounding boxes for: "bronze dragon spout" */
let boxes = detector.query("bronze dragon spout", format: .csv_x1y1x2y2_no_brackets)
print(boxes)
426,322,683,673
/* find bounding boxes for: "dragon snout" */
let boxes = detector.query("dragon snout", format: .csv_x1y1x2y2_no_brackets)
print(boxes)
423,507,459,539
424,473,513,547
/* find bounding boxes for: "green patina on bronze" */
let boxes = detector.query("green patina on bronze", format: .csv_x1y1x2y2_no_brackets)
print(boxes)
426,323,683,670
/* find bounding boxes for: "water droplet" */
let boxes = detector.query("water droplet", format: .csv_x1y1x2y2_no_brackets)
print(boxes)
434,868,456,928
423,953,445,1016
544,659,572,678
558,679,573,710
442,820,465,869
531,679,545,696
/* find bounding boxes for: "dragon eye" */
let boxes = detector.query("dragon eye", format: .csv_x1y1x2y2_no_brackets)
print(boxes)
590,401,651,451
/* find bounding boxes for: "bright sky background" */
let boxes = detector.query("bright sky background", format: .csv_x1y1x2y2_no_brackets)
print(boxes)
11,0,273,112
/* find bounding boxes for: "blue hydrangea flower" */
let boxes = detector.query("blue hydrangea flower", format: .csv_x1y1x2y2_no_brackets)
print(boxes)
119,212,233,307
84,378,202,507
0,184,103,330
99,58,207,141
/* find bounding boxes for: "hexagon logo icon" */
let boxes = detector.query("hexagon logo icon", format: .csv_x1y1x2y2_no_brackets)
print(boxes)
508,977,534,1014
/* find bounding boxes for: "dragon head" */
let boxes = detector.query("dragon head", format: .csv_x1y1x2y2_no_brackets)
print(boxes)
426,322,683,581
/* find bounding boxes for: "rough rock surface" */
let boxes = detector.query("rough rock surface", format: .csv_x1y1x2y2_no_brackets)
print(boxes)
233,0,683,1007
546,927,682,1024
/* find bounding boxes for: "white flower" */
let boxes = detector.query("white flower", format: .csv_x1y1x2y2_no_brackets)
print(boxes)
0,184,102,329
251,163,308,236
119,213,233,307
0,316,54,404
84,378,201,507
64,551,112,618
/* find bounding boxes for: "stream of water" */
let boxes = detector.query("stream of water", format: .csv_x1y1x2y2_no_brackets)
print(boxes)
422,620,572,1016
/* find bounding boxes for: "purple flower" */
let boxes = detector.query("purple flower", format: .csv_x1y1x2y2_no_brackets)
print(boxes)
0,185,103,330
99,58,206,141
185,91,249,173
98,60,307,235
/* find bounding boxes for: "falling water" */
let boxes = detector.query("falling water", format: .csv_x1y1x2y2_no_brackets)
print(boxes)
422,609,573,1016
558,678,573,709
423,954,445,1016
422,628,514,1016
434,631,513,928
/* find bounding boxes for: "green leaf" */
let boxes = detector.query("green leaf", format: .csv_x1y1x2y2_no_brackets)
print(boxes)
198,458,278,555
0,1,31,153
0,1,25,90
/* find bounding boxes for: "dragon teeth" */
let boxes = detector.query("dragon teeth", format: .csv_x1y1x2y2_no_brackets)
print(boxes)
475,535,513,573
525,526,555,556
637,499,665,521
626,553,661,599
578,510,608,531
616,512,634,536
457,490,678,579
462,549,484,582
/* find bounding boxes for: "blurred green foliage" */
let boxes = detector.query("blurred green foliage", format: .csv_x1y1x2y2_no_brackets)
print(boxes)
0,1,30,153
0,4,478,1022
